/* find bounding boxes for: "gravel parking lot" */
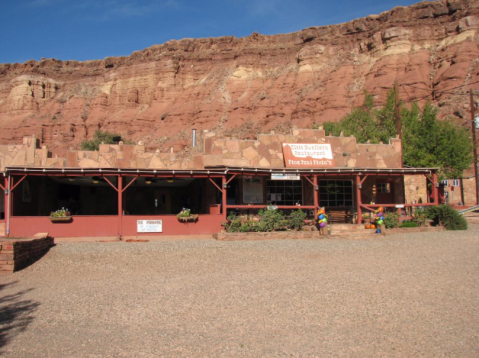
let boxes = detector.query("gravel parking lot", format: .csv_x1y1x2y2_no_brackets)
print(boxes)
1,226,479,357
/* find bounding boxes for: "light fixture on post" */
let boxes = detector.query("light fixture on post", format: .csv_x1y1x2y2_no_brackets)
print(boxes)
145,179,152,185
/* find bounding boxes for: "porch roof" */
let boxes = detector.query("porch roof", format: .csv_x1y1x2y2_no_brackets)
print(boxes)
4,166,227,175
205,166,439,175
4,165,439,176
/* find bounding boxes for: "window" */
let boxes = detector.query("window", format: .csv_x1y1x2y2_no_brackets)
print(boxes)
319,180,353,207
452,179,460,187
377,183,391,194
442,180,449,186
266,180,302,206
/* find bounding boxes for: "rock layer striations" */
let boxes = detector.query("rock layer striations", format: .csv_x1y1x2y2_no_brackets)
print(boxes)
0,0,478,154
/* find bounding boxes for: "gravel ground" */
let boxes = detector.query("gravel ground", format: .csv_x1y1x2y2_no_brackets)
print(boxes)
1,226,479,357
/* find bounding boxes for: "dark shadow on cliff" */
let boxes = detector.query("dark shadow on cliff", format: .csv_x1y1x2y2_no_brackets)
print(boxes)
0,282,39,350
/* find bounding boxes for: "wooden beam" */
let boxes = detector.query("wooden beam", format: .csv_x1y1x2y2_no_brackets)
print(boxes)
208,178,223,193
122,177,137,193
103,177,118,192
360,174,369,185
10,175,27,192
226,174,237,185
303,176,315,186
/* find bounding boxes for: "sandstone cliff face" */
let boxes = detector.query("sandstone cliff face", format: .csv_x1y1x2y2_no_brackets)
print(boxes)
0,0,478,155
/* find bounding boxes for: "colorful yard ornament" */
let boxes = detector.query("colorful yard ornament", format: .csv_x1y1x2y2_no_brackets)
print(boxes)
317,207,328,235
374,207,385,234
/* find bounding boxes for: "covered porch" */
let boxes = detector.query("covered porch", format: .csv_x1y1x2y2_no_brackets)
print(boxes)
3,167,227,238
2,166,440,238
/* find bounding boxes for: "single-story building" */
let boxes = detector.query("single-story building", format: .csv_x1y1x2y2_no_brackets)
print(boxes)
0,129,441,238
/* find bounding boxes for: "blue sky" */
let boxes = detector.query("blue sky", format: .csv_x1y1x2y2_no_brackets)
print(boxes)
0,0,430,64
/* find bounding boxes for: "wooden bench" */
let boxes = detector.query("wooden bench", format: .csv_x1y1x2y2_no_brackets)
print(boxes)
327,208,356,224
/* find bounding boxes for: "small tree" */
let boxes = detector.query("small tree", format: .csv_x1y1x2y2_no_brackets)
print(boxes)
318,88,474,180
402,102,473,179
80,130,123,151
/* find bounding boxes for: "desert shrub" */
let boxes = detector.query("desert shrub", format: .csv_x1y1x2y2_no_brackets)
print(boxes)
426,205,468,230
400,221,419,228
289,210,306,231
257,207,284,232
384,212,400,229
80,130,133,151
413,208,428,227
224,213,243,233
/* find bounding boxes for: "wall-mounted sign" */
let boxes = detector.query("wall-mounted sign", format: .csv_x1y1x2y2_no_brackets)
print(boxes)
271,173,300,180
137,220,162,233
282,143,335,168
243,176,263,204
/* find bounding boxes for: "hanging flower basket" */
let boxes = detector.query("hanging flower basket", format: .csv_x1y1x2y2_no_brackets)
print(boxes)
50,208,72,223
177,214,199,223
50,216,72,223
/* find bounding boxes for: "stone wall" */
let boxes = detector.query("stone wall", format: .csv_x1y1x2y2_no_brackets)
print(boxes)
1,129,402,171
203,129,402,169
404,175,429,204
0,234,54,274
0,136,61,171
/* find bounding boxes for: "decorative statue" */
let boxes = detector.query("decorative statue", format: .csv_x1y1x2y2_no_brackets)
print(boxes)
317,207,328,235
374,206,385,234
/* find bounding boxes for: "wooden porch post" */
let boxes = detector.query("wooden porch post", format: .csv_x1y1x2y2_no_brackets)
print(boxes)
356,175,363,224
433,172,439,206
222,176,227,220
313,175,318,211
1,176,6,236
118,175,123,238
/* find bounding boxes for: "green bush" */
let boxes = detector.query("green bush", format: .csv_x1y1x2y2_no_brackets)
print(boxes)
400,221,419,228
413,208,428,227
257,207,284,232
426,205,468,230
384,212,400,229
289,210,306,231
80,130,133,151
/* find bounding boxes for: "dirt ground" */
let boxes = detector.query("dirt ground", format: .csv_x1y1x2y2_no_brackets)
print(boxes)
1,225,478,357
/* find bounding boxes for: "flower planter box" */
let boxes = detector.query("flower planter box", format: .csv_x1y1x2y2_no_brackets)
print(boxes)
177,214,199,223
50,216,72,223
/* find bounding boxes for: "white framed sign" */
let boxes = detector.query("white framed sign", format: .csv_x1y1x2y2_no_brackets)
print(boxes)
282,143,335,168
271,173,300,180
137,220,162,233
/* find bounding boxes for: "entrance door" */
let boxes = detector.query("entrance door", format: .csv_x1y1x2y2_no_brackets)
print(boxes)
376,181,394,204
154,189,171,214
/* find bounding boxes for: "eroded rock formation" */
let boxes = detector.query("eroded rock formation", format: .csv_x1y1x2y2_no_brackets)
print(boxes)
0,0,478,155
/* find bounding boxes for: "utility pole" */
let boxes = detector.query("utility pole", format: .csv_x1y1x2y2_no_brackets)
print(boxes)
470,90,479,205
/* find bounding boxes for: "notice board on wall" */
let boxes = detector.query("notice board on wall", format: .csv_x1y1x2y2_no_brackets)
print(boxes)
137,220,163,233
282,143,335,168
243,177,263,204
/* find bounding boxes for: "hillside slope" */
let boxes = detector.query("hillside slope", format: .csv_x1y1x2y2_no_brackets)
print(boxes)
0,0,478,154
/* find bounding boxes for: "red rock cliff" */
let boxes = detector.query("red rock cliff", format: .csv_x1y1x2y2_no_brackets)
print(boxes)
0,0,478,155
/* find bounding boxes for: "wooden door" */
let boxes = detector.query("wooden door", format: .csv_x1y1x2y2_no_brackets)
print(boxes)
154,189,171,214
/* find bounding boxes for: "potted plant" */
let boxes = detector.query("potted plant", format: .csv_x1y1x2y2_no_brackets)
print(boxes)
50,208,72,222
177,208,198,223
